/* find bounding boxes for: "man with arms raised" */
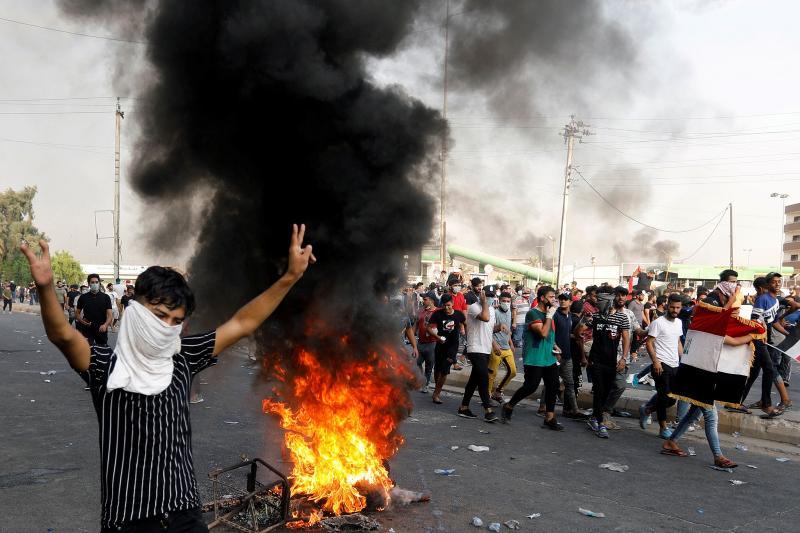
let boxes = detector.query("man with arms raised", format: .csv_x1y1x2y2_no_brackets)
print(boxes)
20,224,315,533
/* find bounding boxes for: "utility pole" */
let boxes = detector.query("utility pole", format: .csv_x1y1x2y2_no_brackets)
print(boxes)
729,203,734,269
439,0,450,272
555,116,591,288
534,245,545,283
113,98,124,284
770,193,789,272
743,248,753,267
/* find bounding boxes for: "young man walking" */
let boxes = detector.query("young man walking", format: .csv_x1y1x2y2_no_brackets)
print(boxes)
553,293,586,419
428,293,465,404
458,278,498,422
415,293,439,393
20,224,315,532
586,286,630,438
488,291,516,403
76,273,113,346
501,285,564,431
639,294,684,438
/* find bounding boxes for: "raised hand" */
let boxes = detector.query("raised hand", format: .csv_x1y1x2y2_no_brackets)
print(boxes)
20,239,54,288
286,224,316,281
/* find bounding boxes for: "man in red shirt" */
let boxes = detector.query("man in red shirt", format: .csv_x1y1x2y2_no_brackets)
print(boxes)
416,293,439,393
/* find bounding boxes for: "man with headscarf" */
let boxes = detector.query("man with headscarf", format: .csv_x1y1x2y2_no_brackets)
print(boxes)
20,225,315,533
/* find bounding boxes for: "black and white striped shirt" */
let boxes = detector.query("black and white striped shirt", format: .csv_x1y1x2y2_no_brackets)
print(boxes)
84,331,217,529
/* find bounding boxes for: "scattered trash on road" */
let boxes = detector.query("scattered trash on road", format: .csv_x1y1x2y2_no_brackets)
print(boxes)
223,421,239,425
697,509,704,514
746,465,758,469
504,519,520,529
488,523,501,532
434,469,456,476
729,479,747,485
598,462,628,472
450,446,459,451
43,379,50,383
776,457,791,463
408,418,420,422
578,508,605,518
526,513,541,519
687,447,696,456
478,429,490,434
708,465,734,473
735,443,748,452
39,370,56,375
471,516,484,527
468,445,490,452
450,425,458,428
732,431,740,438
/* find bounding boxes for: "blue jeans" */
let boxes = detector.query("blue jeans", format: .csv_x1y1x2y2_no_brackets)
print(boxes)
512,324,526,348
670,404,721,457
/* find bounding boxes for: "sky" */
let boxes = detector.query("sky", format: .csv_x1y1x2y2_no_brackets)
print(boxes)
0,0,797,272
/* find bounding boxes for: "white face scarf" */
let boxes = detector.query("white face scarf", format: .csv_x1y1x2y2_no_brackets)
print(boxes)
106,300,183,395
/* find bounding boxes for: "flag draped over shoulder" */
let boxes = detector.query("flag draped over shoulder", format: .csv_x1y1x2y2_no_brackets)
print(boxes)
670,301,766,408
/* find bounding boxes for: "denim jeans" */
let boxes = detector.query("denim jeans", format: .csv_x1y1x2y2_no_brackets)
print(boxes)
512,324,526,348
416,342,436,386
670,404,721,457
558,358,579,412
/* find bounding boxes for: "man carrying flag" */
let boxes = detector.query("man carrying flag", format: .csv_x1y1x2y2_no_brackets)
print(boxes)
659,284,764,468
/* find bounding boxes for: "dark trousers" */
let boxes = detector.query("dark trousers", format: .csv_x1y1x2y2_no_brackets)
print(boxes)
509,364,559,412
742,340,777,408
462,353,491,409
654,364,678,422
589,364,617,421
101,507,208,533
2,298,11,311
81,324,108,346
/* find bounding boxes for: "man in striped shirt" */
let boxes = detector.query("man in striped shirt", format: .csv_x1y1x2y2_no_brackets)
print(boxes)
20,224,315,532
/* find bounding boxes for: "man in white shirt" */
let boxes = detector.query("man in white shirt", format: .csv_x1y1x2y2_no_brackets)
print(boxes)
639,294,684,438
458,277,498,423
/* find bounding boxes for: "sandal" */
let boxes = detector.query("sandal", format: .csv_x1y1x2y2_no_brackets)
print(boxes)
778,402,793,410
760,408,784,419
725,405,751,414
660,447,689,457
432,397,443,405
714,457,738,469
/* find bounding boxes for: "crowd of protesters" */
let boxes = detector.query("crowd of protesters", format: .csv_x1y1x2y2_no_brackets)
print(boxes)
399,268,800,469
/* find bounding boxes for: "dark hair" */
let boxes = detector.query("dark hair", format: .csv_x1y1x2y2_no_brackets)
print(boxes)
499,291,513,299
557,292,571,301
697,286,709,296
87,273,100,283
585,285,598,295
753,276,767,290
613,285,629,296
570,300,584,314
682,287,694,294
766,272,782,283
719,269,738,282
414,282,424,289
667,294,683,304
134,266,196,316
440,293,453,305
656,295,667,306
597,285,614,295
471,277,483,288
537,285,555,299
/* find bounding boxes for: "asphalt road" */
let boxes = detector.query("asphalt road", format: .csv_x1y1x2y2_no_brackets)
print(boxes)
2,311,800,532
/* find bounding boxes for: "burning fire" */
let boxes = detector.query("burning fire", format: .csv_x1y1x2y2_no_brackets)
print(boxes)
263,341,414,524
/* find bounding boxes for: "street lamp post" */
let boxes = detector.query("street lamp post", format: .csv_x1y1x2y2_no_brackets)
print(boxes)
546,235,556,284
770,192,789,272
742,248,753,267
534,245,545,283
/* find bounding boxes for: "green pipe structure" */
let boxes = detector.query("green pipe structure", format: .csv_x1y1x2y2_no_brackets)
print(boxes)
446,244,555,284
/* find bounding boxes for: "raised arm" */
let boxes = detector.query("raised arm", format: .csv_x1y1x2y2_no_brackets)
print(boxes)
20,240,90,371
213,224,316,356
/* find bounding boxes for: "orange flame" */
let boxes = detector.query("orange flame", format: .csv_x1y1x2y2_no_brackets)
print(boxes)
263,345,414,518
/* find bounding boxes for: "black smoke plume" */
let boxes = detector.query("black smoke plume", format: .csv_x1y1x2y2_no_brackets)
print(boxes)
59,2,445,372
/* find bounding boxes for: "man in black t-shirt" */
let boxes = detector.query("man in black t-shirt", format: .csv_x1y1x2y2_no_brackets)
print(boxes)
428,293,466,404
76,274,113,346
586,286,630,438
66,284,80,325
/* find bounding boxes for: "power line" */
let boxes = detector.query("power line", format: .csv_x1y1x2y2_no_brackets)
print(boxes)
0,16,145,44
0,96,137,101
676,209,729,262
573,168,727,233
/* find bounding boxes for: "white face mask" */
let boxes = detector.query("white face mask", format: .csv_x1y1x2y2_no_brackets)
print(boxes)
89,282,100,293
499,302,510,312
106,301,183,395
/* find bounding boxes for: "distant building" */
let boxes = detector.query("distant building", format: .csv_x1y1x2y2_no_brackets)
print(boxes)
784,202,800,273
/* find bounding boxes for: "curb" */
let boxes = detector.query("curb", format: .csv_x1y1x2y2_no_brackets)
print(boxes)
443,365,800,446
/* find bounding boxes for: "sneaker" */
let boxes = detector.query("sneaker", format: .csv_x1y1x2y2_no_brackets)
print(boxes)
484,411,499,423
587,418,600,432
189,395,204,404
602,416,621,431
563,410,590,420
596,425,609,438
747,400,763,410
659,427,673,439
639,405,651,430
457,408,478,419
420,385,429,394
542,418,565,431
687,423,698,432
501,402,514,422
491,392,506,403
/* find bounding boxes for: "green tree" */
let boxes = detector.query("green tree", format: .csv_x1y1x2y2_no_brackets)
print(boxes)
51,250,85,286
0,186,47,284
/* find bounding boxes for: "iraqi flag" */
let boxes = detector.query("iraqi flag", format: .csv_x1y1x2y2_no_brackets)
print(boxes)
771,324,800,362
670,301,766,409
